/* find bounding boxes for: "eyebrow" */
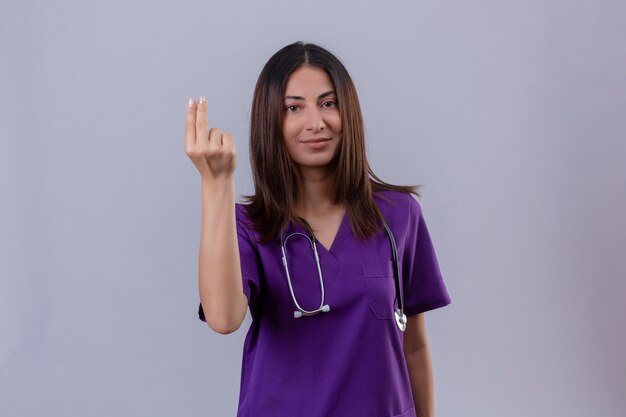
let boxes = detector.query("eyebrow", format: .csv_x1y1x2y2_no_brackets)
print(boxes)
284,90,336,101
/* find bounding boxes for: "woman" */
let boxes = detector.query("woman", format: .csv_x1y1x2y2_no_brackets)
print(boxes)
185,42,450,417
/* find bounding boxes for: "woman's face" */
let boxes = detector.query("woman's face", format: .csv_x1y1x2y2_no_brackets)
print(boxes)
282,65,342,172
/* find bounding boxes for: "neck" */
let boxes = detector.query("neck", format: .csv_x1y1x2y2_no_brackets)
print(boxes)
294,166,337,216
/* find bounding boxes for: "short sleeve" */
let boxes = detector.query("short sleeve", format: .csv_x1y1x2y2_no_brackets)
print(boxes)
198,204,263,322
401,195,451,316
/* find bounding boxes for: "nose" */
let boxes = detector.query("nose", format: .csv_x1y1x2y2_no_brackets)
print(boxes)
305,107,325,133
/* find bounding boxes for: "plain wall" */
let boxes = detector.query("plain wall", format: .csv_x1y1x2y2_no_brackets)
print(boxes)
1,1,625,416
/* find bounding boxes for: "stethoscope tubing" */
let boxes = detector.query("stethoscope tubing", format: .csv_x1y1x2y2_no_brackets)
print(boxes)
280,231,330,317
279,217,407,331
383,222,404,312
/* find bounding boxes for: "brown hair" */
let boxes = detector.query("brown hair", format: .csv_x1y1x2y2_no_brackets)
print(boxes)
243,41,420,243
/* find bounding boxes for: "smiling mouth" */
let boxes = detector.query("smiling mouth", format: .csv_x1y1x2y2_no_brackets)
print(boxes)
302,138,331,143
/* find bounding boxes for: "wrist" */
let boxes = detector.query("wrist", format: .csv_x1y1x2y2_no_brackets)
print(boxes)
201,175,235,194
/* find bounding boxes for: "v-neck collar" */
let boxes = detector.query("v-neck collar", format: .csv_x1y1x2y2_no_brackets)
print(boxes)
311,209,349,255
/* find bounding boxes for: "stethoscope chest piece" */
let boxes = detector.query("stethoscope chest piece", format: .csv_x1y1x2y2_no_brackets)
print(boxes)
395,308,407,332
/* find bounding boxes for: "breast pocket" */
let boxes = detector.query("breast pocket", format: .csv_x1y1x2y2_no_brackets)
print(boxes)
362,260,396,320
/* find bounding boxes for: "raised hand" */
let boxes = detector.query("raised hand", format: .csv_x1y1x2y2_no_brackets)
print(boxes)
184,96,237,181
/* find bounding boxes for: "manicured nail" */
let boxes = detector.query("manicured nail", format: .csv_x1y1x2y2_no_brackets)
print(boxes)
188,98,194,107
199,96,206,104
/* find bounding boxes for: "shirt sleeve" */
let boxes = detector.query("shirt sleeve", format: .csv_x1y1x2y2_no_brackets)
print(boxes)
198,204,263,322
401,194,451,316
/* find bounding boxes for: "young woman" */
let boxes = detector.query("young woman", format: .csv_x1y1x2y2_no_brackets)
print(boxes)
185,42,451,417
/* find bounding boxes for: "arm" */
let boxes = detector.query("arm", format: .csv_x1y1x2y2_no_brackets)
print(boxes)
197,179,248,334
403,313,435,417
185,97,248,334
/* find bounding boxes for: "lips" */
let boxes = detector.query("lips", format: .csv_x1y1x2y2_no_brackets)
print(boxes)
302,138,331,143
301,137,331,149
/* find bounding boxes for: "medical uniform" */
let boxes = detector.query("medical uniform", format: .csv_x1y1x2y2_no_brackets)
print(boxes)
199,190,451,417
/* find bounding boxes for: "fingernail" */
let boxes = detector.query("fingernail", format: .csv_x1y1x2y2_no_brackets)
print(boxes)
199,96,206,104
188,98,194,107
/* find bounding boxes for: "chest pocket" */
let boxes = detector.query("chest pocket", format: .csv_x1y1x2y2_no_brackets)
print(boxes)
362,260,395,320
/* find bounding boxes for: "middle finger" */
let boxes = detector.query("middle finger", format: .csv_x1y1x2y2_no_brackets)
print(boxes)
195,96,208,144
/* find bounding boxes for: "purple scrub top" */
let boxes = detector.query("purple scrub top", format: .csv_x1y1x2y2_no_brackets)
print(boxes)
199,190,451,417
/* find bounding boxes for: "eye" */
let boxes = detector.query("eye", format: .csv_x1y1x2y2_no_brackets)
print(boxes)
321,100,337,109
285,105,300,113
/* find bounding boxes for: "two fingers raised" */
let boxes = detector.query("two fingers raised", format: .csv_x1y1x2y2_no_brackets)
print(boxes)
184,96,236,178
185,96,234,149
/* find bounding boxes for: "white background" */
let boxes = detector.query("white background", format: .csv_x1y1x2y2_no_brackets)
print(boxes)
1,1,625,416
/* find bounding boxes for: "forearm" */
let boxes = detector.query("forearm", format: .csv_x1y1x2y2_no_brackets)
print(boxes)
198,177,247,334
404,344,435,417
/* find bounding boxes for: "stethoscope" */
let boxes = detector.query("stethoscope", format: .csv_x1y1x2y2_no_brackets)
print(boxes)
279,218,408,332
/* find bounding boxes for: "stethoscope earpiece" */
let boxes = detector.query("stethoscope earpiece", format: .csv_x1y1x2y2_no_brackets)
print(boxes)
294,304,330,319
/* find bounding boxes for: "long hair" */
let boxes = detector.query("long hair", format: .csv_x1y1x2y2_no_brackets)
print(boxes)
244,41,420,243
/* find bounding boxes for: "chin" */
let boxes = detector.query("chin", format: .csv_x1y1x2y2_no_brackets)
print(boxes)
304,152,335,162
296,156,339,171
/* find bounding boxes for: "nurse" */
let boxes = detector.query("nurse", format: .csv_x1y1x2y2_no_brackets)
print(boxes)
184,42,451,417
